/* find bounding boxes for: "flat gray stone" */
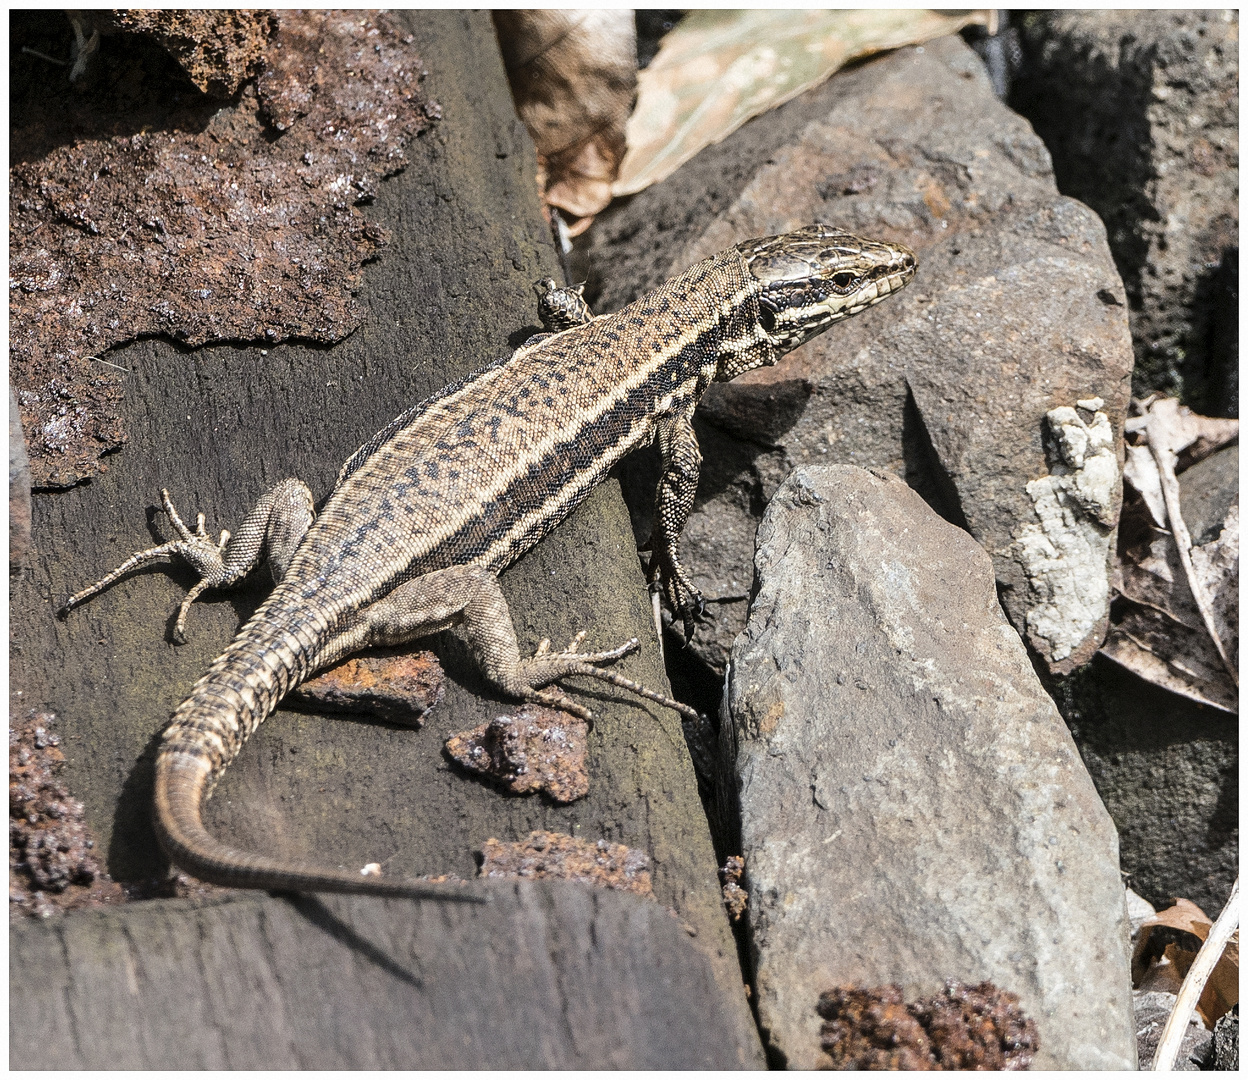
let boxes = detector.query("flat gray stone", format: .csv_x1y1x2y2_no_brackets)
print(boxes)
585,35,1134,677
9,881,760,1069
721,465,1135,1069
1134,990,1213,1071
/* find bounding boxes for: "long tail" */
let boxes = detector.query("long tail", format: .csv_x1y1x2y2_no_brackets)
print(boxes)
153,624,483,902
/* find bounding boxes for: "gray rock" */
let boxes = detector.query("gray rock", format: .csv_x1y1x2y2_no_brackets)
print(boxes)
9,881,761,1069
9,383,32,568
1009,10,1239,414
585,35,1134,676
1212,1010,1238,1070
1179,442,1239,548
1133,990,1213,1071
721,465,1135,1070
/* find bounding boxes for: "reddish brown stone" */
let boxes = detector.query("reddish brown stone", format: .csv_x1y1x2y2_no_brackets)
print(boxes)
445,705,589,802
479,831,654,897
290,648,445,726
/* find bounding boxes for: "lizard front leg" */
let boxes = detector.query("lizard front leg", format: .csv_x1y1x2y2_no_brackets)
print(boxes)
62,478,314,642
327,563,698,721
641,410,706,642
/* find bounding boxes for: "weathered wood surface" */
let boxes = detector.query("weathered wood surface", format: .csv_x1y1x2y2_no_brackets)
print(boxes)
10,881,758,1069
9,11,762,1067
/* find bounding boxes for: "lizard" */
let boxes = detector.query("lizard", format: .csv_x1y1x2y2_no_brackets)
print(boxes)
63,224,916,900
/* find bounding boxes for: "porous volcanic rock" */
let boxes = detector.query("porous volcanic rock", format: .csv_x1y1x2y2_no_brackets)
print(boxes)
582,35,1134,678
721,465,1135,1069
1009,10,1239,415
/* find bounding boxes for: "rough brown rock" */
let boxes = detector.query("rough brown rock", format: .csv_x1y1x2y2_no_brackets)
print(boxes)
1009,10,1239,415
582,35,1134,677
480,831,653,896
101,10,276,97
817,981,1039,1071
9,710,123,919
290,648,445,726
722,465,1135,1069
10,10,437,487
446,707,590,803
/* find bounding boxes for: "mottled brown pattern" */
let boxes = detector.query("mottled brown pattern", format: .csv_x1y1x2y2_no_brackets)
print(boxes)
10,10,436,487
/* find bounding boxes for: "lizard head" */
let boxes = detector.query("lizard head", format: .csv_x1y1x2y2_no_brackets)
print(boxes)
719,224,916,378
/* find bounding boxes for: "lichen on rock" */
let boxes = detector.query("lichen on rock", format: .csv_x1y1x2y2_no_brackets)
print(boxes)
1013,398,1119,669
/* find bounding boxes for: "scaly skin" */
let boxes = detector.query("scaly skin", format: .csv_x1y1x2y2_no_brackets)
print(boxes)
66,225,916,898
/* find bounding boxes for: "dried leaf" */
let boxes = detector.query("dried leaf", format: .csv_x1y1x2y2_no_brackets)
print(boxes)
494,10,637,232
1125,397,1240,466
1137,945,1192,996
615,9,995,197
1200,928,1239,1029
1123,442,1167,528
1142,897,1214,941
1133,898,1239,1028
1104,399,1239,709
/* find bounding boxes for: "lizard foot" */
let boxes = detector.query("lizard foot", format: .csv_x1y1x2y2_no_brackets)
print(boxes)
62,489,234,642
643,552,708,645
62,480,314,644
517,633,700,722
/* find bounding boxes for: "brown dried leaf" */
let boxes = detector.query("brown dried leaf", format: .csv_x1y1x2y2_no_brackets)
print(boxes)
494,10,637,232
1137,945,1191,996
615,9,995,197
1200,928,1239,1028
1142,897,1214,941
1133,898,1239,1027
1105,400,1238,709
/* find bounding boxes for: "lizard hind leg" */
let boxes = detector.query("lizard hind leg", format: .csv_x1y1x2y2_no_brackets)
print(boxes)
344,564,699,722
62,479,315,642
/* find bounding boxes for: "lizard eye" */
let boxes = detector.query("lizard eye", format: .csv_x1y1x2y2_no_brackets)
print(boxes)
759,307,776,333
830,272,858,291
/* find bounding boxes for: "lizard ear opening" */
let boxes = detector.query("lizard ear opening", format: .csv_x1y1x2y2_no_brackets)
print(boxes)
759,306,776,334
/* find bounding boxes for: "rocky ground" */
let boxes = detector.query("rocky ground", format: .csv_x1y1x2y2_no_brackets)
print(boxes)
10,10,1237,1071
